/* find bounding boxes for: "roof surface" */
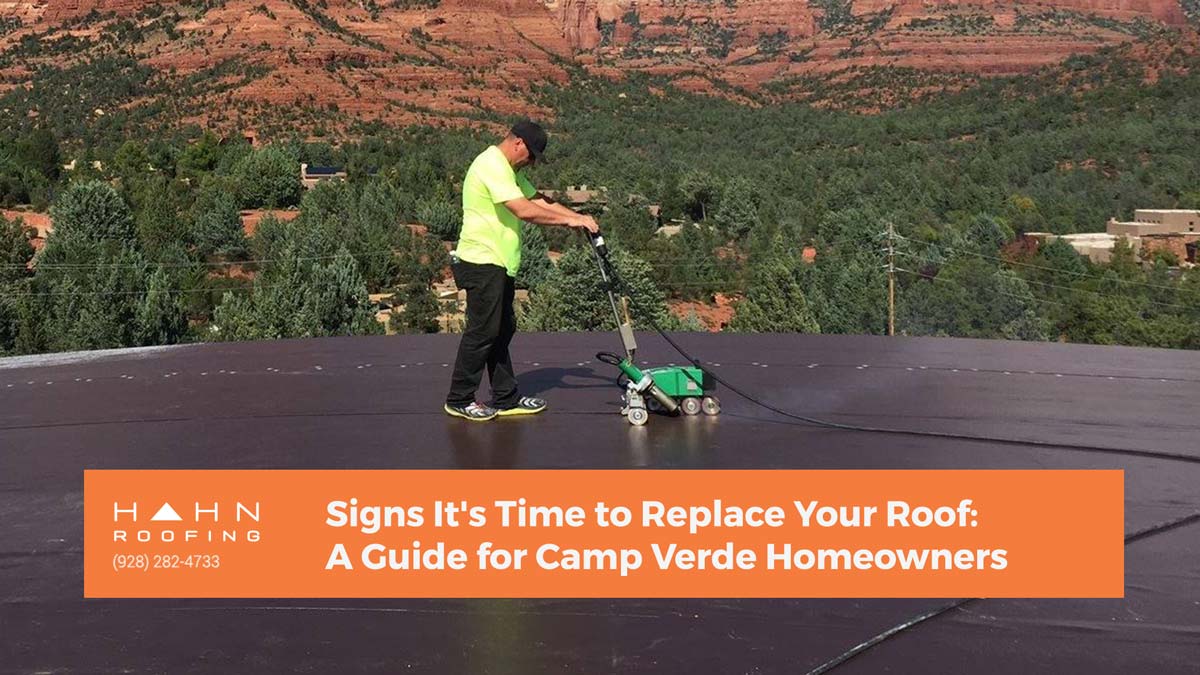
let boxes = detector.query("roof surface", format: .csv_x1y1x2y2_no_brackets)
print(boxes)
1,333,1198,673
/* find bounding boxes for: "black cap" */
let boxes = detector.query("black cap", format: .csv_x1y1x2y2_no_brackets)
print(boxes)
511,120,548,162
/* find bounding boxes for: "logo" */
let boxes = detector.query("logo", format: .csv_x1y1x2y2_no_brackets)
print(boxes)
112,500,263,544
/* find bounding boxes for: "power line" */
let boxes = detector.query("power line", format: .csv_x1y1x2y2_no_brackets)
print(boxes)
900,262,1194,311
898,268,1089,311
894,241,1197,311
894,233,1187,293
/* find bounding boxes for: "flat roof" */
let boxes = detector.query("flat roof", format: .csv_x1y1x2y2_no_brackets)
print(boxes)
1,333,1197,673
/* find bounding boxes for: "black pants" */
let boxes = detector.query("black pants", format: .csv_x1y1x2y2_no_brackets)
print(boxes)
446,261,520,408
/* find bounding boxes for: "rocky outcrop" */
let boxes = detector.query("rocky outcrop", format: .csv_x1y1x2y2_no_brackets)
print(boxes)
0,0,1193,127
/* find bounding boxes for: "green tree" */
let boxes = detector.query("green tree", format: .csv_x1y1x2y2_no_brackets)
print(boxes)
190,179,247,258
212,213,382,341
176,132,221,180
729,243,820,333
678,170,721,222
713,178,761,239
520,245,670,331
516,222,553,290
45,180,136,252
0,216,33,353
16,127,61,181
232,145,302,209
1,215,34,283
417,197,460,241
390,283,441,334
137,266,188,345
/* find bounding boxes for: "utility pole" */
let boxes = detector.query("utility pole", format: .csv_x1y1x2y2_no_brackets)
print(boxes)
887,222,896,337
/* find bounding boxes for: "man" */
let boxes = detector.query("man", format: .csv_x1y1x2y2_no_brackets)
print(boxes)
444,120,599,422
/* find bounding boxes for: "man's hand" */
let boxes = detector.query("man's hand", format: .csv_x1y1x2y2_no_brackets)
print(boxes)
506,197,599,232
570,215,600,234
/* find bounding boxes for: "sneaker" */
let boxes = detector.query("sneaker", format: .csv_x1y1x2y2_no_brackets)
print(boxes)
444,401,498,422
496,396,547,417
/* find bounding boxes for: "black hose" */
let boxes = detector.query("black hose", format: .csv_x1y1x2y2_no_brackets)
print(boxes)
595,352,623,366
598,254,1200,466
803,510,1200,675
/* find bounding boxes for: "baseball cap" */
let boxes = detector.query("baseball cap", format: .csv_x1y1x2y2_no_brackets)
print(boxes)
511,120,548,162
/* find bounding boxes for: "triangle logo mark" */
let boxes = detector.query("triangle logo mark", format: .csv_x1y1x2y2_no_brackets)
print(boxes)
151,502,183,522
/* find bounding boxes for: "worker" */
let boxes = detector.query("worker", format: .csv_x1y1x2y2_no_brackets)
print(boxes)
444,120,599,422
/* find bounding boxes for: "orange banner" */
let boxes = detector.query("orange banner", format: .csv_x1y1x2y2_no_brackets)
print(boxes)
83,470,1123,598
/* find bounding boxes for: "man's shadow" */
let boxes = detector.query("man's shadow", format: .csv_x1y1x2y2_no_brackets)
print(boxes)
514,366,617,397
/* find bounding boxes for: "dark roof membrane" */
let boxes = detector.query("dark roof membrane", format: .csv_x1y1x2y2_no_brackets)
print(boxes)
1,333,1197,673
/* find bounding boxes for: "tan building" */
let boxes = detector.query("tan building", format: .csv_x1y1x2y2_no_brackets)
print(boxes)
1104,209,1200,264
1107,209,1200,237
1024,232,1138,264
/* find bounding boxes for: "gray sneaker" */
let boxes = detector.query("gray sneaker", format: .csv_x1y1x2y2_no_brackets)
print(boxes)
444,401,498,422
495,396,547,417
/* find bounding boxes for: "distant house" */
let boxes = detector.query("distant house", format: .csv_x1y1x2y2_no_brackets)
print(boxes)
1107,209,1200,236
301,163,347,189
1025,209,1200,266
544,185,663,226
541,185,608,207
1105,209,1200,265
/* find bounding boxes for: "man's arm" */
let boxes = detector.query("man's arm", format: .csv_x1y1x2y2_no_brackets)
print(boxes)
530,192,587,222
505,197,598,233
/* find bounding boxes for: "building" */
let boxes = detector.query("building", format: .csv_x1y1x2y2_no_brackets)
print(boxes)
1023,208,1200,265
542,185,663,226
1107,210,1200,236
1106,209,1200,264
1022,232,1131,264
301,164,347,189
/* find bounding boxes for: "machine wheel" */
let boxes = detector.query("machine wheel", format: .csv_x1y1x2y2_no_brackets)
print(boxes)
680,397,703,416
646,397,662,412
702,396,721,416
627,408,649,426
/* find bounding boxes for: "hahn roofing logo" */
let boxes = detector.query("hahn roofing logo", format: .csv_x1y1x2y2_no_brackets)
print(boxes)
112,500,263,544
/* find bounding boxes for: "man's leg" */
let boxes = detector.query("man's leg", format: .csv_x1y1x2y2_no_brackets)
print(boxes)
491,275,547,416
487,274,519,409
446,263,507,408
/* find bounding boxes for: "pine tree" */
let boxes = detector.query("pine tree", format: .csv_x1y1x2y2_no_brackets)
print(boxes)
391,284,441,334
190,180,247,258
729,244,820,333
45,180,136,253
516,223,553,290
137,266,188,345
232,145,302,209
521,245,669,331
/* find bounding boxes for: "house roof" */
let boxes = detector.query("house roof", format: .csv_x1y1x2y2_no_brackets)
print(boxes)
1,333,1196,672
304,165,345,176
